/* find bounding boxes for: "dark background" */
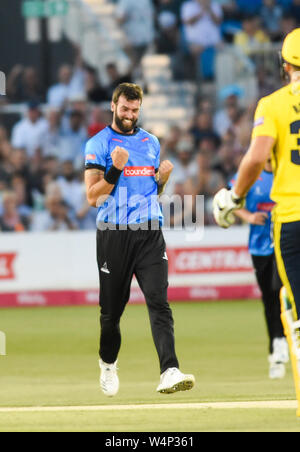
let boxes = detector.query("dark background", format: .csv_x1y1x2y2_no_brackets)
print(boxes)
0,0,73,88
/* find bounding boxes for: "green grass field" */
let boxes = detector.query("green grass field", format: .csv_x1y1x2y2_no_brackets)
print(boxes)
0,300,299,432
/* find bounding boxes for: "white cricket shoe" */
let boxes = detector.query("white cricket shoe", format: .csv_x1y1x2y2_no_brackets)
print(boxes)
273,337,289,364
157,367,195,394
99,359,119,397
269,356,286,380
268,338,289,380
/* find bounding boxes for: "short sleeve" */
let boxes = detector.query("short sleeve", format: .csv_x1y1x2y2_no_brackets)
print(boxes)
228,173,237,189
252,97,278,140
84,135,107,171
152,136,161,171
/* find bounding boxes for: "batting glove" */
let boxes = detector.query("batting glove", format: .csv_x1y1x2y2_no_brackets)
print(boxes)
213,188,245,229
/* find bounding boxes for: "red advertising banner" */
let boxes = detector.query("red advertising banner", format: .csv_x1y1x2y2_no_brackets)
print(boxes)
167,246,252,274
0,230,257,308
0,254,16,280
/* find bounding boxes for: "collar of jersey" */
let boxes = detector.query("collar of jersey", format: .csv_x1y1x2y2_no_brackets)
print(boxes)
109,126,140,136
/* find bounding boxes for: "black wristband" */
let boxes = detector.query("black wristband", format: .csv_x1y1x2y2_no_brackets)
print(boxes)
104,165,123,185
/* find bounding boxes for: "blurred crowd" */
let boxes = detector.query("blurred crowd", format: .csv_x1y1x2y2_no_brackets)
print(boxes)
0,0,299,231
117,0,300,80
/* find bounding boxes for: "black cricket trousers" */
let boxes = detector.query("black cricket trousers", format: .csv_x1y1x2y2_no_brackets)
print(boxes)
251,253,284,354
274,221,300,319
96,225,179,374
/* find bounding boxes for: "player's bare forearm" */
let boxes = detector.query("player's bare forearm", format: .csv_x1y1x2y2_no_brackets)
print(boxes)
85,169,115,207
234,153,265,198
85,147,129,206
156,173,170,195
235,208,268,226
233,136,275,198
234,208,252,223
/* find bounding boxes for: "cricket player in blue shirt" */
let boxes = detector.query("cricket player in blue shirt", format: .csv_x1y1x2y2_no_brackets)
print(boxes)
230,160,288,379
84,83,195,396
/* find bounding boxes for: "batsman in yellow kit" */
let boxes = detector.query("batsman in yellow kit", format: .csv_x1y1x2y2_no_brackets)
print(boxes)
213,28,300,416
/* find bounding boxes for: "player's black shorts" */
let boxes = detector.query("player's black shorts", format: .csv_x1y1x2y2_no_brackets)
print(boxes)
96,223,168,314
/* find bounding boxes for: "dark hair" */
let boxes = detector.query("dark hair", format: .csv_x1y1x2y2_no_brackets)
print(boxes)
106,62,117,70
112,83,143,105
70,110,83,118
241,13,258,23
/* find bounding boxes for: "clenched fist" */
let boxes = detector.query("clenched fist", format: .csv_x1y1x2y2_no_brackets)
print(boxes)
111,146,129,171
159,160,174,184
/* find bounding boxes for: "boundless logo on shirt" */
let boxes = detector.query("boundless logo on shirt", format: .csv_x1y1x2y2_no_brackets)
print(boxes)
84,126,163,226
124,166,155,177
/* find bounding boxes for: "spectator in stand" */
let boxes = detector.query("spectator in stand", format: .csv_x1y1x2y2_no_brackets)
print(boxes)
47,46,85,110
278,0,293,11
234,15,270,57
42,108,62,158
0,126,13,182
160,125,182,160
230,101,256,150
288,0,300,24
197,97,214,114
6,65,44,103
31,187,77,232
8,150,35,210
156,11,179,55
11,174,32,219
280,13,298,38
256,66,278,99
9,148,30,179
105,63,133,99
62,93,89,133
212,141,239,181
236,0,262,15
0,125,8,144
195,146,225,224
56,160,84,214
189,110,220,148
214,84,244,136
65,170,98,230
156,11,187,79
116,0,155,71
41,156,60,182
215,1,240,43
168,178,196,227
181,0,223,80
30,155,60,201
11,101,48,158
88,106,107,138
0,191,29,232
156,0,186,20
60,110,87,170
0,178,8,204
260,0,283,41
47,64,72,109
215,0,237,15
165,134,198,195
85,66,110,103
